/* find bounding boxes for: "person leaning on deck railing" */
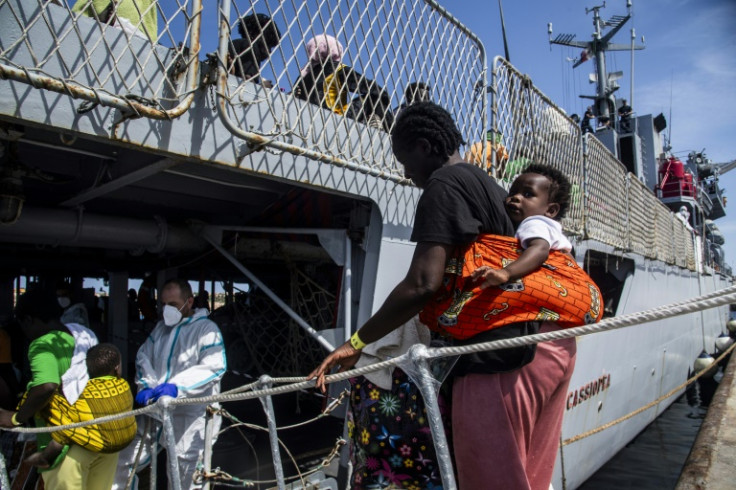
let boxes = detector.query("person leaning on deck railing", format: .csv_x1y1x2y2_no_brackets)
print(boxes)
391,81,432,120
618,98,633,133
0,289,111,489
71,0,158,42
292,34,385,121
581,106,595,134
309,101,600,490
227,13,281,87
464,129,510,175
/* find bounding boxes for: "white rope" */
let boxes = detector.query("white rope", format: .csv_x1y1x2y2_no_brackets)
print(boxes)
3,284,734,436
431,284,736,357
4,403,158,434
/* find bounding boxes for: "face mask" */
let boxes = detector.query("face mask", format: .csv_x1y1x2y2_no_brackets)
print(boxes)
162,304,186,327
57,297,71,309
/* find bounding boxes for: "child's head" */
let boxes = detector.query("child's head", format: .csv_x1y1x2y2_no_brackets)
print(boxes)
505,163,571,224
86,343,122,379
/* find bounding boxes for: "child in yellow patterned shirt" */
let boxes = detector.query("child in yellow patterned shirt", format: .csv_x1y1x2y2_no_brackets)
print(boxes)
25,343,137,468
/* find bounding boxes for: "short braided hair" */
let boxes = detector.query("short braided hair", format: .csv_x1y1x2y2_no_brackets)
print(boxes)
520,163,571,219
391,101,465,158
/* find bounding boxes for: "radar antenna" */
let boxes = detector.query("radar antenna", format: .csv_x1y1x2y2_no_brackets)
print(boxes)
548,1,644,121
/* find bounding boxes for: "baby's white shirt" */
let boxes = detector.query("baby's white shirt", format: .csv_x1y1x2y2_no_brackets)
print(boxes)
515,216,572,252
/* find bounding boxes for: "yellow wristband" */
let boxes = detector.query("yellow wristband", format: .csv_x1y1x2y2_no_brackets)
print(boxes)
350,331,367,350
10,412,22,426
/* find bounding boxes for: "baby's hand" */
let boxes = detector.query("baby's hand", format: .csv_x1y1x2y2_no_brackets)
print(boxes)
471,266,511,289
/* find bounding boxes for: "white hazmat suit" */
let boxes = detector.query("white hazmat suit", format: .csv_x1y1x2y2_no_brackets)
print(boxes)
112,308,226,489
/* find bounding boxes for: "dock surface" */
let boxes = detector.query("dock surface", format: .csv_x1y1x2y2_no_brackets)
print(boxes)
676,349,736,489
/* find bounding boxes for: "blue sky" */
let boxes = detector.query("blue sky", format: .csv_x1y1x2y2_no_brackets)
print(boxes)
444,0,736,271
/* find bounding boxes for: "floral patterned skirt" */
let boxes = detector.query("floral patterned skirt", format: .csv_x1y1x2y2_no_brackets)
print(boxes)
348,368,448,489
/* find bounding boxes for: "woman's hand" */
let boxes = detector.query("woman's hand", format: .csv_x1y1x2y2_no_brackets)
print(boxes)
308,341,362,393
0,408,15,428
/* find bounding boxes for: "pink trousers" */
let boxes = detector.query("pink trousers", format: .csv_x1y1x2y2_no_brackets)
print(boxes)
452,323,577,490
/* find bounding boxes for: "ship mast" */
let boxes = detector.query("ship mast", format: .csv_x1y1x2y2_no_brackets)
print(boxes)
548,1,644,121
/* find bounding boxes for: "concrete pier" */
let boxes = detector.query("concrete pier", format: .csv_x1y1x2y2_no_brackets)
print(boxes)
676,351,736,489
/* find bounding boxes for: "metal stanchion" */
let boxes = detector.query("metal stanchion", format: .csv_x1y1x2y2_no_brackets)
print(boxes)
160,398,182,490
405,344,457,490
202,406,216,490
0,445,10,490
257,375,286,489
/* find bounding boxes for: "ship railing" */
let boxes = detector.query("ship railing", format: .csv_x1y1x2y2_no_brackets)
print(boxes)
213,0,487,181
673,216,695,270
2,285,736,490
491,57,698,271
0,0,201,119
489,57,585,236
583,135,630,250
0,1,703,266
625,174,657,259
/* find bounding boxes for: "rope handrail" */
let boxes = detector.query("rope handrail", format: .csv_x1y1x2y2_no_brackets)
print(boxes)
3,284,735,435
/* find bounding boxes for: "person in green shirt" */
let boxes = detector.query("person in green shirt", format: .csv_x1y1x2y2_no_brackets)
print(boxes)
0,289,101,488
0,289,74,434
71,0,158,42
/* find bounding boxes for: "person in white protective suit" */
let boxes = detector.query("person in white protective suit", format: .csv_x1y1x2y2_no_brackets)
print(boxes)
112,278,227,490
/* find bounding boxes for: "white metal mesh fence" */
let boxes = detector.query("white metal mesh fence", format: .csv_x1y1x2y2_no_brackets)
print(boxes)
655,208,675,264
673,217,689,269
583,136,628,249
490,57,584,235
626,175,656,258
2,1,701,271
215,0,487,180
490,57,696,271
0,0,201,118
685,223,696,271
654,203,675,264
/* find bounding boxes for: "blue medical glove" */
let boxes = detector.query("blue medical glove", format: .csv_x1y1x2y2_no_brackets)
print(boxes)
135,388,155,406
153,383,178,400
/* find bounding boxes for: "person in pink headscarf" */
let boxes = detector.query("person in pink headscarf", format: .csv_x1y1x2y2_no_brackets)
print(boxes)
293,33,386,120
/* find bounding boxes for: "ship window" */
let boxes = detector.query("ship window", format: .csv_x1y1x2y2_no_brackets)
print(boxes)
583,251,634,318
619,135,636,174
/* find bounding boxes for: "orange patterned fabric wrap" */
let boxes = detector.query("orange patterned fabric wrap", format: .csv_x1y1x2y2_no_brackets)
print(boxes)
419,234,603,340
